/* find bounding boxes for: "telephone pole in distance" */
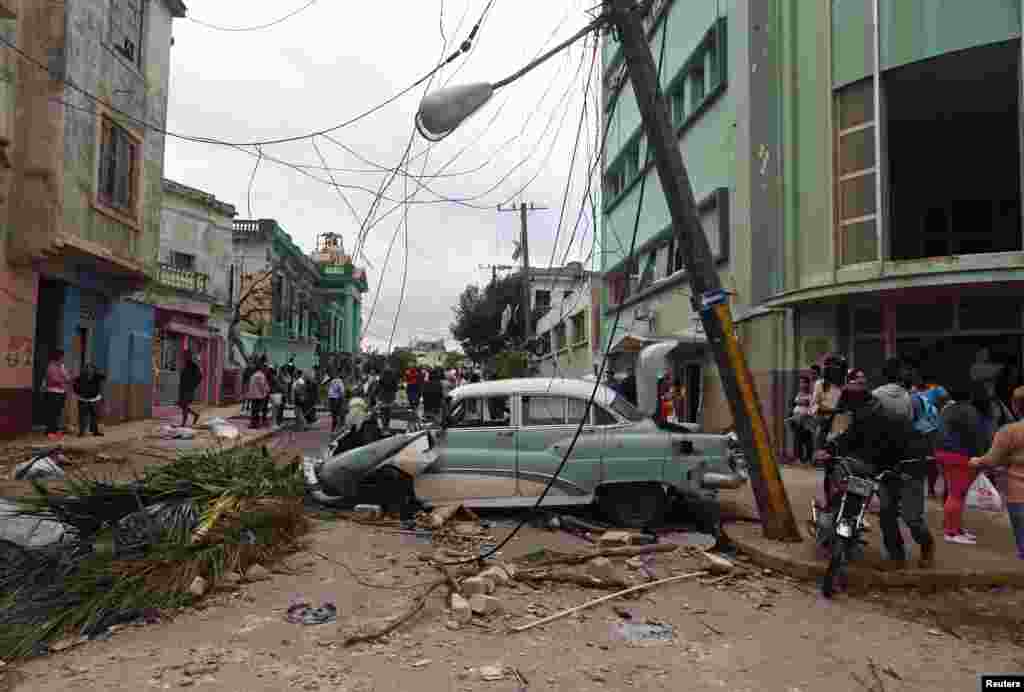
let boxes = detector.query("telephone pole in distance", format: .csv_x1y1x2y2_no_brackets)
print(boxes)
499,201,548,344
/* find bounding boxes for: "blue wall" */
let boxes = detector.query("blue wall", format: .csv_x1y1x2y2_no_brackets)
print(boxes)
103,300,154,387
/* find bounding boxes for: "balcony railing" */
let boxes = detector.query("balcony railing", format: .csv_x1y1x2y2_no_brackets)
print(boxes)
158,263,209,294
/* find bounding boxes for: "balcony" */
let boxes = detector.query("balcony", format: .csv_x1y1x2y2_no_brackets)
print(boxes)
158,263,209,294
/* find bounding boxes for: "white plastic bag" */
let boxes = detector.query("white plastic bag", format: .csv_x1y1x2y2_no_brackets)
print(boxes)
965,472,1004,512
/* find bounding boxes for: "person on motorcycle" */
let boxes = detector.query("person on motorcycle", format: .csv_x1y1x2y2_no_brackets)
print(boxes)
827,381,936,569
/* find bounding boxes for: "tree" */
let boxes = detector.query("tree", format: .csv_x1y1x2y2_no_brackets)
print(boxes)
443,351,465,370
391,349,419,373
450,275,523,364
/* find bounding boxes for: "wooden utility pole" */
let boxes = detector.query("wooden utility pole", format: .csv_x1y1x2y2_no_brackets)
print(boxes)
499,202,548,343
607,0,800,541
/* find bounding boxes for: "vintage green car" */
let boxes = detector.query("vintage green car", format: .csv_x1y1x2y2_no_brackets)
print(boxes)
308,378,747,529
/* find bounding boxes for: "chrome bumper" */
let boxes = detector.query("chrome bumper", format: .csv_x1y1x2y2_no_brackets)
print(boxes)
701,468,749,490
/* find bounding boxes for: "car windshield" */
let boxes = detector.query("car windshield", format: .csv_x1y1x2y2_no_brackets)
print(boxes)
610,396,644,422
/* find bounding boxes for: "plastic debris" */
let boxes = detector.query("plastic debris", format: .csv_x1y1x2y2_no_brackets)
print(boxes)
12,455,66,481
285,602,338,625
0,499,67,548
612,621,676,645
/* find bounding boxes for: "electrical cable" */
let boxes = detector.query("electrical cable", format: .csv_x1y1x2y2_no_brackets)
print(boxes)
434,7,662,567
187,0,320,32
247,146,264,218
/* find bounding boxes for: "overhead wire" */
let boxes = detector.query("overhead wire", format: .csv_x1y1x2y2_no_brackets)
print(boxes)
433,6,666,567
187,0,320,32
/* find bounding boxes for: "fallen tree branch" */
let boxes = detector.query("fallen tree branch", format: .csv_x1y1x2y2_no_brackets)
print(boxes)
517,543,678,569
510,570,709,633
341,578,447,647
514,570,630,590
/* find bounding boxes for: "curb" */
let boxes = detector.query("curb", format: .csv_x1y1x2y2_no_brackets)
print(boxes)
722,524,1024,592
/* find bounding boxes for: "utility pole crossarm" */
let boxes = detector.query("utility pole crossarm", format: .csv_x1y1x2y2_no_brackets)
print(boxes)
607,0,801,541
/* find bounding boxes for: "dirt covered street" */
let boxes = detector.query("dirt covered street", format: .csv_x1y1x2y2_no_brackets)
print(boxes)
7,516,1021,692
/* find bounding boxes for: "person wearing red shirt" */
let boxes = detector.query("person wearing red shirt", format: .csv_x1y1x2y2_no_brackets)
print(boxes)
44,349,69,440
406,366,422,411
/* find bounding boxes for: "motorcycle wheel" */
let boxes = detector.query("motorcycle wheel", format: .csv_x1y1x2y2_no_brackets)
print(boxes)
822,537,848,599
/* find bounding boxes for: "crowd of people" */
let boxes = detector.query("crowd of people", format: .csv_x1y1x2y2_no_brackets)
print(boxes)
788,352,1023,565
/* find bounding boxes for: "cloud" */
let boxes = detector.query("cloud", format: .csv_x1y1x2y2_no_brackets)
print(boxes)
164,0,601,354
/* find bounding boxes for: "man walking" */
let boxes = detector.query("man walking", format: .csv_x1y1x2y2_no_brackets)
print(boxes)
179,351,202,428
378,366,399,432
73,363,106,437
291,370,308,431
327,370,348,433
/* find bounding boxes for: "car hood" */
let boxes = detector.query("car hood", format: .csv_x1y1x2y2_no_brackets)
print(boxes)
318,431,431,499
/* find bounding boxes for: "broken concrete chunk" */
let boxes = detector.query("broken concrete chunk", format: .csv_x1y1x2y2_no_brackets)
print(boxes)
353,504,383,521
429,503,462,529
598,531,633,548
702,552,734,576
478,566,511,587
222,571,242,585
461,576,494,596
625,557,645,569
189,576,208,598
450,593,473,624
469,594,502,615
585,557,622,583
245,564,271,581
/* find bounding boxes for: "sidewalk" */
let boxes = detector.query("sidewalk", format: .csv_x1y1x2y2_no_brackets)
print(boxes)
722,465,1024,590
0,403,284,498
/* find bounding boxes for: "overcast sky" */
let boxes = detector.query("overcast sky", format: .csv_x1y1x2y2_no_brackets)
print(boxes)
164,0,602,353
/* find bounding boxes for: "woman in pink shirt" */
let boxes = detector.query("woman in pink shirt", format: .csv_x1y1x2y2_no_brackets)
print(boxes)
971,386,1024,560
44,349,69,440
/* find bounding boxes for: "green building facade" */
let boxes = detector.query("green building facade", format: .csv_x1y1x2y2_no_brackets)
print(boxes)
602,0,1024,449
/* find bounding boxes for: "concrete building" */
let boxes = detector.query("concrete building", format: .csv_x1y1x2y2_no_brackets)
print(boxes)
532,275,602,380
0,0,185,436
600,0,1024,440
231,220,367,375
147,179,236,414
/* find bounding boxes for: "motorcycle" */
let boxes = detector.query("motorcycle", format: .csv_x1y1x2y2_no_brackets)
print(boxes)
819,455,922,598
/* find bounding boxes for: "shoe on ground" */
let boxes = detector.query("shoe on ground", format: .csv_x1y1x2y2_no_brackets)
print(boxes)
960,529,976,539
93,432,104,437
944,533,976,545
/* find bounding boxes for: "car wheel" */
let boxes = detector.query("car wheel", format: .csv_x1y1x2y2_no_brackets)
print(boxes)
599,483,667,529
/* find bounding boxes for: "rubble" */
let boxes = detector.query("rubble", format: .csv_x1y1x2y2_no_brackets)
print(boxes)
586,557,623,583
450,594,473,624
353,505,383,521
461,576,494,596
222,571,242,585
598,531,634,548
469,595,503,616
245,564,271,582
12,454,66,481
478,565,511,587
189,577,209,598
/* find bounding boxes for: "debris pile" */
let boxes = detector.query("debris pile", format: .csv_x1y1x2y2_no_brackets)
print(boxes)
0,446,308,662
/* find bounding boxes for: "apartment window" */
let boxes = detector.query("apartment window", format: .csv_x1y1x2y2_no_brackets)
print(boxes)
604,134,643,203
554,322,567,350
666,18,727,130
834,79,879,265
170,251,195,270
109,0,144,66
666,237,684,275
690,65,705,105
97,117,141,219
535,290,551,311
571,312,587,346
538,331,551,356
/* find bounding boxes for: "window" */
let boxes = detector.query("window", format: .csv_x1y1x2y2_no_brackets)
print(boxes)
571,312,587,346
554,322,567,350
690,65,705,105
170,251,195,270
670,85,687,126
537,331,551,356
523,396,567,426
563,290,573,300
638,250,657,289
706,35,719,90
594,406,617,426
535,290,551,311
109,0,144,66
604,169,625,199
666,237,684,275
449,398,482,427
97,118,141,219
567,398,589,425
605,135,643,203
611,396,644,422
834,79,879,265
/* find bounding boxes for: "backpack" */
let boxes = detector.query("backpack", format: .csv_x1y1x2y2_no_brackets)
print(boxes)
912,392,940,435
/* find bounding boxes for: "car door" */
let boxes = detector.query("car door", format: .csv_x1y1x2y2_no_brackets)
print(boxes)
515,395,603,498
415,395,517,502
599,407,672,485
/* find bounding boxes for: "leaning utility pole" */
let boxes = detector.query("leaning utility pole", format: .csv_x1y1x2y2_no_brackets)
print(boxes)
607,0,800,541
499,202,548,343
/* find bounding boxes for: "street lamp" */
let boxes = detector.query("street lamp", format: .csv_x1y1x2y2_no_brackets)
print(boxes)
415,83,494,141
415,20,600,142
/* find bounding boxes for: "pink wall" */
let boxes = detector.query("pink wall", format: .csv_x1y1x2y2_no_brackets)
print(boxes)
0,265,38,390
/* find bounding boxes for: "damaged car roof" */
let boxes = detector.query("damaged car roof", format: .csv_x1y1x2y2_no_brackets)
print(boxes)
450,378,619,407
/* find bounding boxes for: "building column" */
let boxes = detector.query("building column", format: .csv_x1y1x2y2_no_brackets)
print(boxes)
881,298,896,358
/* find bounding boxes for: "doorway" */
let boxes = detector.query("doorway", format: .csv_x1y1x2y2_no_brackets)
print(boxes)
32,278,66,427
